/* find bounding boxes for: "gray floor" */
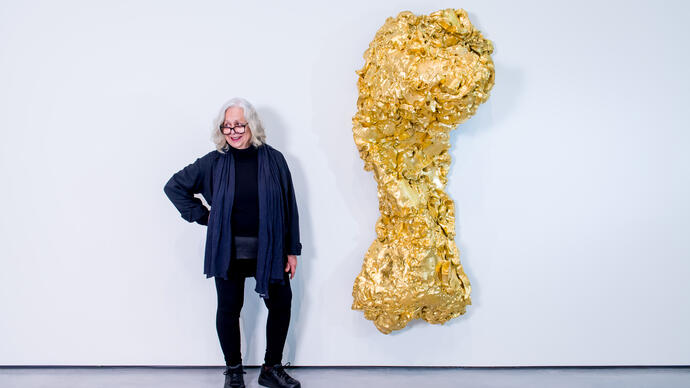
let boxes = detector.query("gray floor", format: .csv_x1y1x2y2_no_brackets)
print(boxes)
1,366,688,388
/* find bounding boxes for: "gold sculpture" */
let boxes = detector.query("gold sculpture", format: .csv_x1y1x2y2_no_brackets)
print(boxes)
351,9,495,334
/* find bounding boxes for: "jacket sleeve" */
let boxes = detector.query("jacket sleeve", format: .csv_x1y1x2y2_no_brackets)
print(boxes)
164,156,210,226
280,154,302,256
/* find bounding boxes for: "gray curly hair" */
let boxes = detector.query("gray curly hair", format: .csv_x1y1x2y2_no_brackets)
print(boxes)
211,97,267,152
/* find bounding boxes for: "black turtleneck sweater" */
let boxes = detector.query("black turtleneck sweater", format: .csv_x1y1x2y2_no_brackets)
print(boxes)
228,145,259,237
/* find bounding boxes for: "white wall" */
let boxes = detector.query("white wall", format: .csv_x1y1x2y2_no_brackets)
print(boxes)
1,0,689,366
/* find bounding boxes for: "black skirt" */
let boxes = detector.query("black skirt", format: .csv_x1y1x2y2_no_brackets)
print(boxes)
228,235,258,278
228,257,257,278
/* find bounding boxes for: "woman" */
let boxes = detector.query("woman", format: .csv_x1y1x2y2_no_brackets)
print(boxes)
164,97,302,388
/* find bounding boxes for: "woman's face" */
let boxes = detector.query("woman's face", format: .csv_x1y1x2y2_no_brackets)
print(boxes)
223,106,253,149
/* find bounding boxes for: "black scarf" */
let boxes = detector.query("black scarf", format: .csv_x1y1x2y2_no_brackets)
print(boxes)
205,143,287,299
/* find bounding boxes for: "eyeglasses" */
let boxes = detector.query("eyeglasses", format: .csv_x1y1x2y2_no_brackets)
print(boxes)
219,122,249,134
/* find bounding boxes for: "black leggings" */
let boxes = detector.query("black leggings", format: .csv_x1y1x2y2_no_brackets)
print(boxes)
214,259,292,366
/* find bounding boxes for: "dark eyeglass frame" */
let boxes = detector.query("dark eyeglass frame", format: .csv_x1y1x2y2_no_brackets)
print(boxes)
219,122,249,134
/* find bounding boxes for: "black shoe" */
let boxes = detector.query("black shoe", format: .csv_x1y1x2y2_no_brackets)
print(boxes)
258,362,301,388
223,364,246,388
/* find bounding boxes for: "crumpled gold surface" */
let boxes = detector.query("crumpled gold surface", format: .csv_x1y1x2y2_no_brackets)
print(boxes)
351,9,495,334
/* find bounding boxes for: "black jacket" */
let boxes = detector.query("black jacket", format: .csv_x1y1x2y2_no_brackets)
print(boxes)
164,143,301,298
